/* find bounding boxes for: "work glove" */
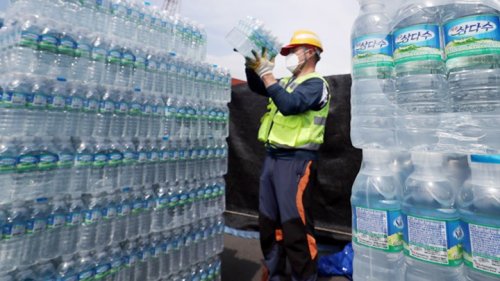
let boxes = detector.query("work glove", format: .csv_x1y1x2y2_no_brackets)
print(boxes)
245,47,275,78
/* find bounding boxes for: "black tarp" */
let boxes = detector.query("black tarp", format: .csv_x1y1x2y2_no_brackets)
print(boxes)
224,74,361,241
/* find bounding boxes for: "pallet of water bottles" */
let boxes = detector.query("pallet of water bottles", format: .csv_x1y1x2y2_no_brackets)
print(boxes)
4,0,207,61
350,0,500,154
0,211,224,280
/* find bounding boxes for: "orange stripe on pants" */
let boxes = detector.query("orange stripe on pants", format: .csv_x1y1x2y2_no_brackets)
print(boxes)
295,161,317,259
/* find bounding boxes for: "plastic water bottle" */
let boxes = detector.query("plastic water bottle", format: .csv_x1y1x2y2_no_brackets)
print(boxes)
458,155,500,281
57,28,78,80
57,254,78,281
108,243,124,279
441,2,500,154
402,152,465,281
63,194,83,256
78,194,100,251
13,137,41,201
134,236,150,281
73,137,95,194
8,16,40,75
122,240,138,281
77,84,100,137
392,1,448,150
73,31,94,81
351,149,404,281
53,137,75,194
76,250,96,281
24,197,49,265
148,233,161,281
139,186,155,236
127,188,142,239
351,0,396,149
35,20,59,77
1,74,30,137
0,138,18,205
45,77,68,137
35,261,57,281
94,247,111,280
112,190,129,244
88,36,108,85
47,195,68,260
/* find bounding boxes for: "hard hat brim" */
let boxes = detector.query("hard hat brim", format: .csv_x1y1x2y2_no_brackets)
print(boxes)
280,44,323,56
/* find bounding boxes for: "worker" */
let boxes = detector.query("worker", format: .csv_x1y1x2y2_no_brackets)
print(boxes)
245,30,331,281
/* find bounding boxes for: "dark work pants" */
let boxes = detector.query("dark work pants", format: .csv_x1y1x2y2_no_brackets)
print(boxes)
259,156,318,281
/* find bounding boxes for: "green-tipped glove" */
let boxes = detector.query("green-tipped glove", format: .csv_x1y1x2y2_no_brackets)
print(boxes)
245,47,275,78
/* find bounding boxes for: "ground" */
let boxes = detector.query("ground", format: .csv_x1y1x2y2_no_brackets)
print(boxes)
222,234,350,281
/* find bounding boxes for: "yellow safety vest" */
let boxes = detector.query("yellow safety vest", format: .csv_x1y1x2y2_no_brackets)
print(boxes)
257,72,331,150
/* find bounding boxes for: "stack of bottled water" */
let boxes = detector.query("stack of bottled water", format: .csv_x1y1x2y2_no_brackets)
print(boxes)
225,16,282,59
351,1,499,280
0,0,229,279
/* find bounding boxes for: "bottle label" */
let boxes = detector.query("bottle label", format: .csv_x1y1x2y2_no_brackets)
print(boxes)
352,207,404,252
100,100,115,113
130,103,143,115
92,47,106,62
78,270,94,281
403,214,464,266
168,195,179,208
84,209,102,225
68,96,84,111
117,204,131,216
135,56,147,69
93,153,108,167
110,260,122,274
462,221,500,276
0,156,17,173
59,37,77,56
58,153,74,169
138,152,148,163
393,24,442,64
108,152,123,166
39,34,59,53
77,43,92,58
17,154,39,172
124,254,137,266
61,276,78,281
132,201,144,214
1,91,26,108
94,264,111,279
352,34,393,70
102,206,117,220
84,99,99,112
20,30,39,49
444,14,500,60
122,52,136,66
26,93,47,109
123,151,138,165
75,153,94,167
2,223,26,239
48,214,66,229
26,218,47,234
150,151,159,162
38,153,59,170
117,101,129,114
66,212,83,226
48,95,66,110
106,49,122,64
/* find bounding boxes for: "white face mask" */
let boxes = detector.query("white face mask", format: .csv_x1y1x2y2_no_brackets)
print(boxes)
285,52,302,74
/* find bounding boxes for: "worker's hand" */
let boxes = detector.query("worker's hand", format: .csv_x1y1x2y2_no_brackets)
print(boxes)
246,47,275,78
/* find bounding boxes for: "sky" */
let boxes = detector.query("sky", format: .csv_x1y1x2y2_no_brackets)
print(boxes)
0,0,361,80
158,0,360,79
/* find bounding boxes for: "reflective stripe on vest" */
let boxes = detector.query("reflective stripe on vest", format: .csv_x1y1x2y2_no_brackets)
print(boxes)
257,72,330,150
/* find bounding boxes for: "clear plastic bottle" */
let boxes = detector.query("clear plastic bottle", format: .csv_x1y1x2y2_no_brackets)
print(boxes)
107,243,124,280
392,1,448,151
459,155,500,281
351,0,396,149
35,20,59,77
78,84,100,138
121,239,137,281
148,233,161,281
47,195,68,260
78,194,101,251
57,254,78,281
402,152,465,281
0,200,28,272
24,197,49,265
57,27,78,81
88,36,108,85
134,236,150,281
46,77,68,137
1,74,30,137
93,86,113,138
63,194,83,257
8,16,40,75
0,138,18,205
442,2,500,154
75,250,96,281
94,247,111,280
112,190,129,244
351,149,404,281
73,137,95,194
13,137,41,201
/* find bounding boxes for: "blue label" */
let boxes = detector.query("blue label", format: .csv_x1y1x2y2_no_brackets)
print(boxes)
445,15,500,43
395,24,441,50
403,214,464,266
84,209,102,224
66,212,83,226
48,214,66,228
76,153,94,167
0,156,17,172
78,270,94,280
353,34,393,57
3,222,26,239
84,99,99,112
26,218,46,234
444,15,500,59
